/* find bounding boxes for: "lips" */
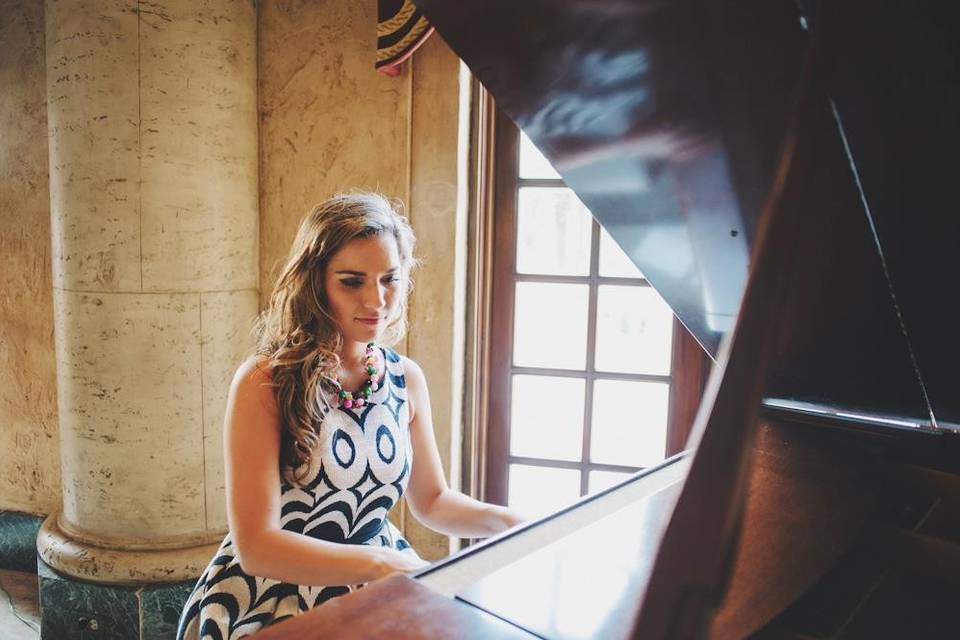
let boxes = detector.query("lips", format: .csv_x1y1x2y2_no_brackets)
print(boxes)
357,318,381,325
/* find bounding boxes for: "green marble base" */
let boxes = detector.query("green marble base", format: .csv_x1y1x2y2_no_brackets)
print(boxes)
0,511,43,572
38,559,194,640
142,581,195,640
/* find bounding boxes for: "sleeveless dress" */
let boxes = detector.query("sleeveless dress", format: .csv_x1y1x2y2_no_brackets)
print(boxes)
177,347,421,640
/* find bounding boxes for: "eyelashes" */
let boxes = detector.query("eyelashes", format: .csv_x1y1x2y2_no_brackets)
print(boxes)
339,276,400,289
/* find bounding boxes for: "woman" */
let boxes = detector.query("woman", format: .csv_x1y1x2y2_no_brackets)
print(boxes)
177,193,524,639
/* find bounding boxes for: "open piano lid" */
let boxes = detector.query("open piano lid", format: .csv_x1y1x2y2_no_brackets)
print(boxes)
412,0,960,433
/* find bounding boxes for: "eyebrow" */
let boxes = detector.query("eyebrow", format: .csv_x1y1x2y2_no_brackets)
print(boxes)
334,267,399,276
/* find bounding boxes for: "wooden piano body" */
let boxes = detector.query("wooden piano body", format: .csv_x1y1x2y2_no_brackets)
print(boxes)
254,1,960,637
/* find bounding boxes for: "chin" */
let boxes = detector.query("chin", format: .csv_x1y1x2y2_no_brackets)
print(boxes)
347,325,380,343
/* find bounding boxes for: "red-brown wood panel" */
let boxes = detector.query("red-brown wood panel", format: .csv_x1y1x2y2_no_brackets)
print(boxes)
250,574,534,639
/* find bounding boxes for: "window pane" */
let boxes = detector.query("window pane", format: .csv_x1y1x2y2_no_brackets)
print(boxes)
599,225,644,278
519,131,561,179
588,470,635,494
590,380,669,467
510,375,585,461
516,187,592,276
513,282,589,369
508,464,581,519
595,285,673,376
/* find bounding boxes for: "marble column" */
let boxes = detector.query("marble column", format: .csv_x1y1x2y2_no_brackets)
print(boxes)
39,0,258,603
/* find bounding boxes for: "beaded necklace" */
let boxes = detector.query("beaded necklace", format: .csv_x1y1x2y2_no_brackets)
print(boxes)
335,342,379,410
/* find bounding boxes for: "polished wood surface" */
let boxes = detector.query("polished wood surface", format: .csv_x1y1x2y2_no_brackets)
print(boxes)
709,419,880,638
750,417,960,639
250,574,534,640
415,0,960,430
821,0,960,427
629,35,819,636
667,320,711,457
415,0,807,355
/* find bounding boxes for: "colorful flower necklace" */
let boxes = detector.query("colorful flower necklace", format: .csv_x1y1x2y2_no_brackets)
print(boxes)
336,342,379,410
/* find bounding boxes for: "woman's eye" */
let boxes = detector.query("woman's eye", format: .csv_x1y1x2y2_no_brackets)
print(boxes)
382,275,400,285
340,278,363,288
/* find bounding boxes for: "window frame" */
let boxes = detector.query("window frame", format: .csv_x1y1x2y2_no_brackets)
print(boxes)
471,105,711,506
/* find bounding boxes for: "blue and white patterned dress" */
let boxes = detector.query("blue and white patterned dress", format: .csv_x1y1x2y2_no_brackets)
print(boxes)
177,347,420,640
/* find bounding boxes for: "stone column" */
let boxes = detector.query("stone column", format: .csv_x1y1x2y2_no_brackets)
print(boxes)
38,0,258,636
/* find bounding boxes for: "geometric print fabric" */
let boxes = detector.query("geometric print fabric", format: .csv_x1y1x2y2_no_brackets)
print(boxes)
177,347,420,640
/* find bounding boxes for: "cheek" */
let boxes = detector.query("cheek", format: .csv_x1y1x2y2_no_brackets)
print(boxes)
325,286,353,318
385,286,401,311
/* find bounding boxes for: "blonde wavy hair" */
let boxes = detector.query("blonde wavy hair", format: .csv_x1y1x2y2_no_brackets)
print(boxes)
254,193,417,485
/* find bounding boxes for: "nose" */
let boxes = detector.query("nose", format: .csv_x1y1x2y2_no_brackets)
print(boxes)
362,281,387,311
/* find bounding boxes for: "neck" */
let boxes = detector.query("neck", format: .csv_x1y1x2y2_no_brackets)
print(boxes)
339,339,370,366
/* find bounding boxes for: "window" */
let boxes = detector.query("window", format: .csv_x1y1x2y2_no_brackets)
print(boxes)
479,108,709,519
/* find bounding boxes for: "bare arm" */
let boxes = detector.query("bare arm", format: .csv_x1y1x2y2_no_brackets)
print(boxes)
224,359,426,586
402,357,526,538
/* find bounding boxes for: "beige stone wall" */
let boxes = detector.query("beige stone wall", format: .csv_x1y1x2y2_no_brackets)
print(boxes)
258,0,409,292
0,0,62,516
0,0,465,563
259,1,467,560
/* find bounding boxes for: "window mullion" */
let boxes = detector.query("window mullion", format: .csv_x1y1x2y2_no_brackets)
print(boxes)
580,220,602,496
517,177,566,189
511,366,670,384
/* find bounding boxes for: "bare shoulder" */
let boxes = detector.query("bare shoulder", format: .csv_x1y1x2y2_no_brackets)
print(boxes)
231,355,278,416
399,355,427,389
234,354,273,380
399,355,429,419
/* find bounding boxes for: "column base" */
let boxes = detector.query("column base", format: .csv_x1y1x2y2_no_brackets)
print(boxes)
36,513,220,638
0,510,43,572
37,513,220,585
38,558,194,640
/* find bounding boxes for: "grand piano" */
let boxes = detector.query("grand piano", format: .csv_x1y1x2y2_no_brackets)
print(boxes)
254,1,960,638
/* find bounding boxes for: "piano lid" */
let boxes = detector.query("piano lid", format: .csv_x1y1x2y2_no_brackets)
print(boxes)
817,0,960,428
414,0,808,353
413,0,960,432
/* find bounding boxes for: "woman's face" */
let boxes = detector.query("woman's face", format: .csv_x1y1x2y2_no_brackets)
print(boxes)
323,233,403,345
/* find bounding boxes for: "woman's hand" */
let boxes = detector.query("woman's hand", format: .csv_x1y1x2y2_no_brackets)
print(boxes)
372,547,431,579
498,506,527,530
